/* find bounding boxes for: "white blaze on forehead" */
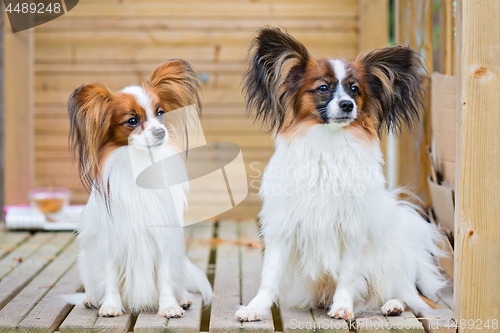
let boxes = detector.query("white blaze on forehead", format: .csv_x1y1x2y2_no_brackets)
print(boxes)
330,59,348,82
121,85,155,119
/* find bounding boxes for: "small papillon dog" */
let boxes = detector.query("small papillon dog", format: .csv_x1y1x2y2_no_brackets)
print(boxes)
236,28,445,321
68,60,212,317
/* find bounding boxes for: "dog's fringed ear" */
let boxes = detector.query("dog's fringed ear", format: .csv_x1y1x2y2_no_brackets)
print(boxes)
68,84,113,190
355,45,426,135
146,59,202,115
244,27,310,134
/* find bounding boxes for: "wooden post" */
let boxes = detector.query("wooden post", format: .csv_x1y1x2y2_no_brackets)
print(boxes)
359,0,389,168
394,0,433,205
455,0,500,329
3,19,34,205
358,0,389,53
0,5,4,216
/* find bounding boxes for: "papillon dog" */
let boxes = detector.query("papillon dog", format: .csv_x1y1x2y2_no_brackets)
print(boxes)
236,28,445,321
68,60,212,317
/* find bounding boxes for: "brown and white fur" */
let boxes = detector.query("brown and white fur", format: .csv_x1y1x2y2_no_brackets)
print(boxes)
67,60,212,317
236,28,445,321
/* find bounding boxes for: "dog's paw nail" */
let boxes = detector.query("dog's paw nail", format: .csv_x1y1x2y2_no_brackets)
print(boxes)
160,306,185,318
99,306,123,317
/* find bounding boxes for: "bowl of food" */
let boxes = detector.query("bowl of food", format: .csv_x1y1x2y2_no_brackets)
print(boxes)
28,187,71,214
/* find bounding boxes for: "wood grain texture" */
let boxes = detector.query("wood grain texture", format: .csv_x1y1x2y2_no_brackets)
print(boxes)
0,233,73,312
239,220,273,332
455,0,500,329
0,233,55,279
209,220,240,333
0,237,78,331
4,26,34,205
0,232,31,260
358,0,389,53
395,0,433,205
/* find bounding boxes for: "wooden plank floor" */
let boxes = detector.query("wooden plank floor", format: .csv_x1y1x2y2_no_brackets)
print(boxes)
0,221,456,332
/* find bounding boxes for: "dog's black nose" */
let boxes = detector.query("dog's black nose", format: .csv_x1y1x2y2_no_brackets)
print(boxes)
153,128,166,140
339,100,354,113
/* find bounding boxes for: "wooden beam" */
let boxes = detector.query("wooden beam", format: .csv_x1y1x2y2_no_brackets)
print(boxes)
4,20,34,205
455,0,500,329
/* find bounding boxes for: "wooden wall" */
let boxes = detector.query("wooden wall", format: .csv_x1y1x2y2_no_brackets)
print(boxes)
22,0,388,217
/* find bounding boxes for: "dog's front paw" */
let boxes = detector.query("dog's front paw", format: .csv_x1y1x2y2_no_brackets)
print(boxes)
159,306,185,318
236,306,268,322
99,305,123,317
382,299,404,316
328,305,353,320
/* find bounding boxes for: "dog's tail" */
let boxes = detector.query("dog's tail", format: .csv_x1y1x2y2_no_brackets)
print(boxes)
62,293,86,306
184,258,213,305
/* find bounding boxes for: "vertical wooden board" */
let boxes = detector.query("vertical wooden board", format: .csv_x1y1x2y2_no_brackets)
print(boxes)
455,1,500,329
17,264,83,333
4,25,34,205
134,221,213,333
209,220,240,333
281,308,316,333
312,309,349,332
0,232,74,311
355,315,391,333
0,238,78,330
358,0,389,52
384,311,425,332
0,232,30,259
0,232,55,278
239,220,273,332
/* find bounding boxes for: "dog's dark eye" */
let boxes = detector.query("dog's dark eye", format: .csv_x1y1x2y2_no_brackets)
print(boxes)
127,118,139,126
350,85,359,95
156,109,165,117
317,85,329,93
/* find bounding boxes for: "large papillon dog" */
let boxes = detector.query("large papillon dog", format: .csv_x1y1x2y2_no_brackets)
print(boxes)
236,28,445,321
68,60,212,317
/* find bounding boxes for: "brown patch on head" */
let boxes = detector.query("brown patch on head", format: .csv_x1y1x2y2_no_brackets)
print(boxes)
106,93,148,148
145,59,202,114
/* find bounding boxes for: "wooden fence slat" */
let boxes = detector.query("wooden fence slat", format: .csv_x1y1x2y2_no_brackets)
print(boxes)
134,221,214,333
16,264,83,333
209,220,240,333
239,220,273,332
0,237,78,331
0,232,31,260
0,233,74,312
0,233,55,279
312,309,349,332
